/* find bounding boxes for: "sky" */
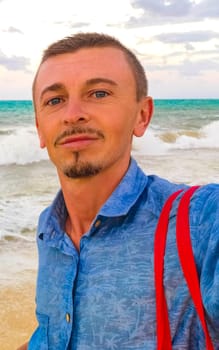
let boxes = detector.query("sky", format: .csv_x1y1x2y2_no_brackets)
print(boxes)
0,0,219,99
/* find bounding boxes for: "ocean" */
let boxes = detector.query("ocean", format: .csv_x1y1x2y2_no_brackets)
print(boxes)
0,99,219,245
0,98,219,348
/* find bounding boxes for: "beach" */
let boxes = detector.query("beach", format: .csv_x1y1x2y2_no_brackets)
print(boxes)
0,239,37,349
0,281,36,350
0,99,219,348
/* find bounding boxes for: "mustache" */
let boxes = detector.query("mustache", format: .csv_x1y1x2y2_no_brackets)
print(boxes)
54,126,105,146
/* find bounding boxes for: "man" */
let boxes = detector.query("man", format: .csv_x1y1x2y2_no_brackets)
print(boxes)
18,33,219,350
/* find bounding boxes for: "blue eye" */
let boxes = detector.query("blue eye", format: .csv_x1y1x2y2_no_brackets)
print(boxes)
47,97,62,106
94,91,109,98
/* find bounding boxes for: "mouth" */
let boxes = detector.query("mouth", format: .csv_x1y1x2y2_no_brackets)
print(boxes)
57,134,100,149
54,126,105,150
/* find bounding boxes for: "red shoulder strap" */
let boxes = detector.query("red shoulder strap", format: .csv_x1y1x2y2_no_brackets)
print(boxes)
154,186,214,350
176,186,214,350
154,189,183,350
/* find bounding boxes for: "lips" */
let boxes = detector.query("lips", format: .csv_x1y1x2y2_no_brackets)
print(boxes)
57,134,99,149
59,135,97,144
54,127,105,150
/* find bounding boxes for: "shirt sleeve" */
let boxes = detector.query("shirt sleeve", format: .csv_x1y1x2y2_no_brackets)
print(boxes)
195,184,219,340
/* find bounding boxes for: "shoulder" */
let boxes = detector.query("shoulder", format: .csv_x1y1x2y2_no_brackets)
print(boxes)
192,184,219,325
143,174,187,217
190,183,219,225
188,184,219,269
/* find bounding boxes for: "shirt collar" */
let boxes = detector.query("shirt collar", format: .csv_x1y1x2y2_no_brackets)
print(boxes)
99,158,148,217
37,158,148,238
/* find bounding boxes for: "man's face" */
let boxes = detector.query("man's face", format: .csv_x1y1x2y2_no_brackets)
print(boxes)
34,47,153,179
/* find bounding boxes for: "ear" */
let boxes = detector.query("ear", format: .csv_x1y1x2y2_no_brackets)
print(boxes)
35,115,46,149
133,96,153,137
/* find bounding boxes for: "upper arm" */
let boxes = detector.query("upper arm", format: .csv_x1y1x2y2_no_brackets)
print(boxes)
196,186,219,337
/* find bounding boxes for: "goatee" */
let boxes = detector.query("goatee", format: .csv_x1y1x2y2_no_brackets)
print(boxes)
63,152,102,178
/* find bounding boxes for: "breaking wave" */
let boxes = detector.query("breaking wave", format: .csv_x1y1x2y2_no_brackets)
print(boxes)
0,121,219,165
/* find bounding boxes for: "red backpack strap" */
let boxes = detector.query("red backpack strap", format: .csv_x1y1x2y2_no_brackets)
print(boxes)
176,186,214,350
154,186,214,350
154,189,183,350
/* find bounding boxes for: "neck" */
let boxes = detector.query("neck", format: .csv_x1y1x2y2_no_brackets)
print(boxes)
58,159,130,249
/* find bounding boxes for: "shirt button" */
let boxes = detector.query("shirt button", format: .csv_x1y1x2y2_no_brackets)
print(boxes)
94,220,101,228
66,313,71,323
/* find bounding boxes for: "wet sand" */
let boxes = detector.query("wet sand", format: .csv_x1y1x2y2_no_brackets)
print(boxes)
0,242,37,349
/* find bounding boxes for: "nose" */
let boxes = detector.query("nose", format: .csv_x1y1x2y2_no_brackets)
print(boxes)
63,98,90,125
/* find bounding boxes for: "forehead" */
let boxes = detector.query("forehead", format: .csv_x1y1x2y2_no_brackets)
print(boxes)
35,47,135,96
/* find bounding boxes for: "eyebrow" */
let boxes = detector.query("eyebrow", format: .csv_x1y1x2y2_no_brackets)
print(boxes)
40,83,65,102
39,77,118,102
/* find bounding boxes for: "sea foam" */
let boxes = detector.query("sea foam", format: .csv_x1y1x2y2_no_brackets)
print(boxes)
0,121,219,165
0,126,48,165
172,120,219,150
133,120,219,155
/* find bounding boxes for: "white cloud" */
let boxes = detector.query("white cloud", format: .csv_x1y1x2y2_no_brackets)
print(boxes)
0,50,30,71
195,0,219,18
148,69,219,98
63,21,90,29
128,0,219,26
145,54,219,75
132,0,193,17
154,30,219,44
180,58,219,75
185,43,195,51
2,26,23,34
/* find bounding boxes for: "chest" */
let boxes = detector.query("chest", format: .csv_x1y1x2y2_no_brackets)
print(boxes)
36,215,199,349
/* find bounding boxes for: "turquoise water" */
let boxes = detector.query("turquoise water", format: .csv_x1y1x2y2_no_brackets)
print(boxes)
155,99,219,109
0,100,34,127
152,99,219,130
1,99,218,132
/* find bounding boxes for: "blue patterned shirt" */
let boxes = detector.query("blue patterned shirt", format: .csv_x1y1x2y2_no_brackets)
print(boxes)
28,158,219,350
